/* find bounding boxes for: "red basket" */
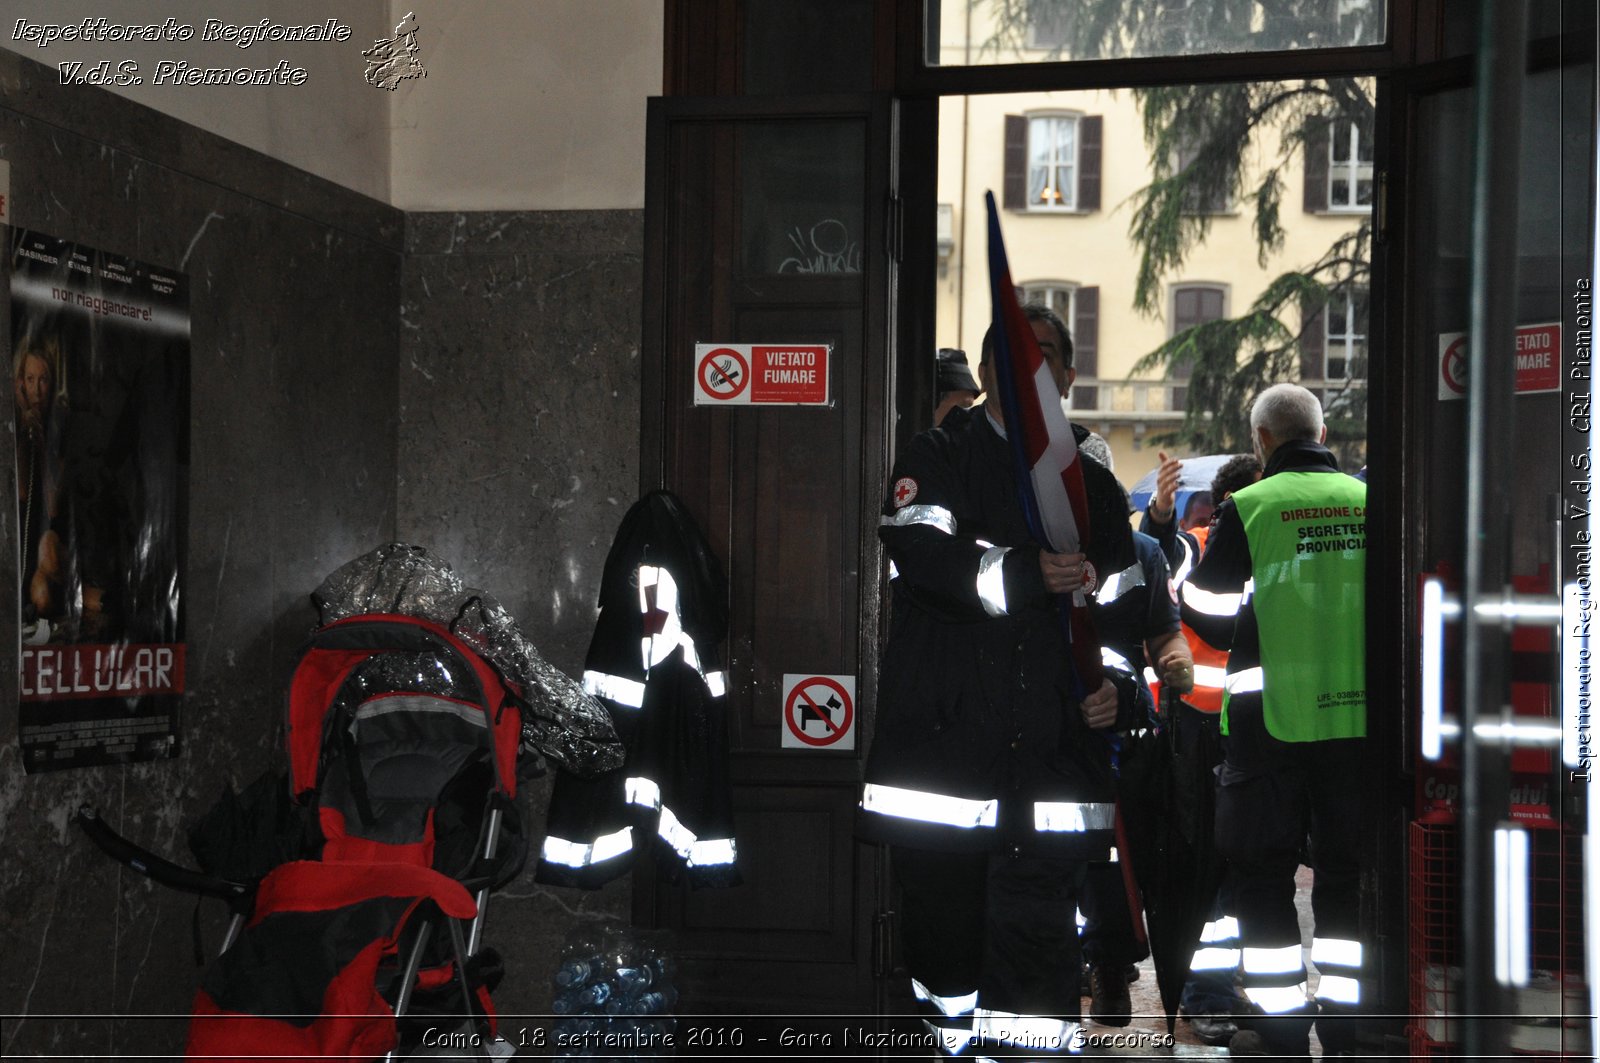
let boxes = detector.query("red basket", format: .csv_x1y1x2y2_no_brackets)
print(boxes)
1405,819,1590,1057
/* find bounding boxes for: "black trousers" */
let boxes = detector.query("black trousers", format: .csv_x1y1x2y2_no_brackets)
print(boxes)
1215,738,1364,1055
1079,860,1149,968
894,846,1085,1054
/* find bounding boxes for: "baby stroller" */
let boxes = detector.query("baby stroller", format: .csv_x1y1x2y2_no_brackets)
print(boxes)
78,546,623,1061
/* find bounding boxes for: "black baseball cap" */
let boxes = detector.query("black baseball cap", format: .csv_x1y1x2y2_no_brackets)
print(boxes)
937,348,980,394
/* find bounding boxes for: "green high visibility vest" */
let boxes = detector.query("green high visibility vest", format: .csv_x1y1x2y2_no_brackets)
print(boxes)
1228,470,1367,742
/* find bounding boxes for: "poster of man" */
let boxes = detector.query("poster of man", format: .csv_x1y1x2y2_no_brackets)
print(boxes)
10,229,190,773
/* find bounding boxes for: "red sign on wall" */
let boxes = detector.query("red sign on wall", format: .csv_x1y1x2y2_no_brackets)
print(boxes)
1437,322,1562,399
694,343,831,406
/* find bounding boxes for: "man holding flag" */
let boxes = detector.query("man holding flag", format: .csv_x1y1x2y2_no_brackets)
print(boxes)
858,195,1139,1057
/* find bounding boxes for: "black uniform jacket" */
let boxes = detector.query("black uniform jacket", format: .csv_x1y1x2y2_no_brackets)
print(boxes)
1092,530,1180,730
537,490,739,889
858,404,1135,857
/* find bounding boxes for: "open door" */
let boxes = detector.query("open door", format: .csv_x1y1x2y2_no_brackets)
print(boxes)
636,92,897,1022
1391,18,1595,1058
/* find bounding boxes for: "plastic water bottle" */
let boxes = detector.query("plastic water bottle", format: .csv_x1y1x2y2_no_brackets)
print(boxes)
554,957,593,988
627,990,668,1015
613,965,653,993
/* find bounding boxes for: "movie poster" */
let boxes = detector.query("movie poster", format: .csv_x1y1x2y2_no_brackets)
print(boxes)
10,229,189,772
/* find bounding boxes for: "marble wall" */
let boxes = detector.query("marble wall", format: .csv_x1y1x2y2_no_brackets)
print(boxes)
0,46,405,1056
399,209,643,1016
0,51,643,1051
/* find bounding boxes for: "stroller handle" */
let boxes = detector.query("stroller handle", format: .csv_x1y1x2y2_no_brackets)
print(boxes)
75,806,250,901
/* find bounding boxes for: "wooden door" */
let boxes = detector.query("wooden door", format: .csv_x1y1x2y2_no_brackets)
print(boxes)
637,93,897,1023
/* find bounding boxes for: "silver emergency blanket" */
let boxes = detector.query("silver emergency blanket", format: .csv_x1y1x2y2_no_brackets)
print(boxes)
311,543,623,777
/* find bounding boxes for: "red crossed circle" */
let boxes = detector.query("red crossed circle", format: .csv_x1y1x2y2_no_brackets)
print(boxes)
784,676,854,747
699,347,749,400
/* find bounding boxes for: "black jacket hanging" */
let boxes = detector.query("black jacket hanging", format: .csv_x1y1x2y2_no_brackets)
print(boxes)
536,490,740,889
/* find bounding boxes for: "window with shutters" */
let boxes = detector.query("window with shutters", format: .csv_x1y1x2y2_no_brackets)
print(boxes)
1305,116,1374,213
1019,281,1076,325
1324,287,1369,380
1025,2,1072,50
1019,281,1100,411
1003,113,1102,214
1028,114,1078,210
1175,134,1232,214
1298,287,1368,408
1328,120,1374,210
1169,284,1227,411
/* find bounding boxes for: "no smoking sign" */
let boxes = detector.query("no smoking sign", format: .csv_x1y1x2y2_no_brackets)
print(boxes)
781,674,856,750
693,343,831,406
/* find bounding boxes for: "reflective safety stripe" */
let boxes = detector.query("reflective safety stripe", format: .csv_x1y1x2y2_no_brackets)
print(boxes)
912,979,978,1018
1190,946,1242,972
1182,582,1243,617
624,776,661,809
1143,666,1160,688
685,836,737,868
680,640,707,678
655,803,693,856
351,695,487,729
1245,983,1311,1014
540,825,633,868
582,670,647,708
1095,560,1146,605
883,504,957,534
973,1010,1084,1053
1243,944,1305,976
1201,916,1241,943
977,546,1011,617
1311,937,1363,968
656,803,738,867
639,565,681,669
1192,664,1230,688
920,1020,974,1055
635,565,726,699
1171,536,1196,585
627,778,736,866
1315,974,1362,1005
1033,801,1116,833
1101,646,1136,674
1225,667,1265,695
861,783,999,828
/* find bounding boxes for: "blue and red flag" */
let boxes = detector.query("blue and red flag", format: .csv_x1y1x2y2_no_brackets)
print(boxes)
984,191,1102,695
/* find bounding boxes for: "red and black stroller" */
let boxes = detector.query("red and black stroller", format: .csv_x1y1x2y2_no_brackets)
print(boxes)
78,545,623,1061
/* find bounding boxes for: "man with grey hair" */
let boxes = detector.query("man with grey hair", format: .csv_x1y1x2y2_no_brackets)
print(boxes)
1178,383,1368,1059
1248,381,1326,459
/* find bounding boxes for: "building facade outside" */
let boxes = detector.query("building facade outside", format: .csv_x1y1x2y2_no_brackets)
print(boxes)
935,74,1370,481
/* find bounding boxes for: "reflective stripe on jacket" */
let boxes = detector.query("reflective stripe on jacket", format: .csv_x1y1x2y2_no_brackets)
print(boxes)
859,405,1132,856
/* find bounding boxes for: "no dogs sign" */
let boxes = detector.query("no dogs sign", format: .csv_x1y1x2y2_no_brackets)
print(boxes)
781,673,856,750
694,343,831,406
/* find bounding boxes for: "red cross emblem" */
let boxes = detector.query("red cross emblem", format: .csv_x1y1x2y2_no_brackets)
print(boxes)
641,582,670,636
892,477,918,509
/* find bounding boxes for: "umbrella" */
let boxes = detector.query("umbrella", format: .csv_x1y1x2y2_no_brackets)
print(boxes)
1114,689,1227,1036
1127,454,1239,522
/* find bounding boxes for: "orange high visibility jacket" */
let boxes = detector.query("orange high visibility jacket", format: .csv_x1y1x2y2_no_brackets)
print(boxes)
1151,525,1231,714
